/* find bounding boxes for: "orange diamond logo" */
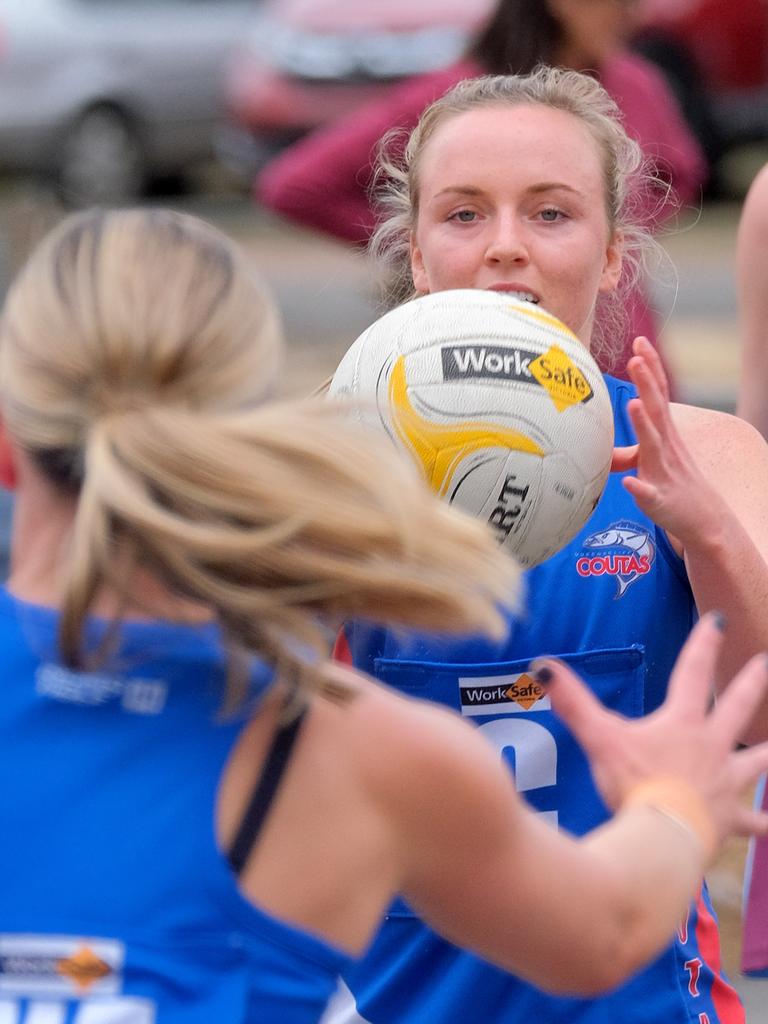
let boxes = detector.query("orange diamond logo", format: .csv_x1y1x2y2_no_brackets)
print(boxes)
504,673,544,711
529,345,593,412
56,946,112,992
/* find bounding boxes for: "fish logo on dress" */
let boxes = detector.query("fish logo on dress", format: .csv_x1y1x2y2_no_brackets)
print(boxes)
576,520,655,598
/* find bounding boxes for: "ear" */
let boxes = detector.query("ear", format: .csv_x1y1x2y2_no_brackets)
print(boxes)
599,230,624,294
0,417,18,491
410,231,429,294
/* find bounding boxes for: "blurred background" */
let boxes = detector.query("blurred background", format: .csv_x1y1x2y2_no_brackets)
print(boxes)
0,0,760,395
0,0,763,1012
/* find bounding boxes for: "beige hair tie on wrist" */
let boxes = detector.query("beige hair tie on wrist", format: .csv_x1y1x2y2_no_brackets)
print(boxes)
622,778,718,863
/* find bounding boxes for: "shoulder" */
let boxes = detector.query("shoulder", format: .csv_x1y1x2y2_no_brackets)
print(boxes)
671,403,763,444
671,404,768,473
313,665,504,816
668,405,768,561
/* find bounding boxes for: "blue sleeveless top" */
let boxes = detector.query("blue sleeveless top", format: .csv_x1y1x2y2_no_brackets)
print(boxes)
339,375,744,1024
0,589,352,1023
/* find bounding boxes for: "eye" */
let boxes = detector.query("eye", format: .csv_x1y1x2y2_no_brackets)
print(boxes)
539,207,565,222
448,209,478,223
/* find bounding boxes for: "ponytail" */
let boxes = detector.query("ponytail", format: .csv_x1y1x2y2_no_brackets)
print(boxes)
60,400,520,694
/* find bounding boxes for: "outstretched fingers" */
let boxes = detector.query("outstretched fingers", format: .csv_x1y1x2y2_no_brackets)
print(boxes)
532,658,617,752
618,401,661,505
627,369,669,445
631,336,670,403
625,396,666,486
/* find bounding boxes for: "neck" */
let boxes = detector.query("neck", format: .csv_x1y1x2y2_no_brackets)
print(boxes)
7,480,75,606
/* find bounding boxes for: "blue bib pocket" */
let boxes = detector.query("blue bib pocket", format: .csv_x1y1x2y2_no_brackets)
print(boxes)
377,645,645,920
378,645,644,920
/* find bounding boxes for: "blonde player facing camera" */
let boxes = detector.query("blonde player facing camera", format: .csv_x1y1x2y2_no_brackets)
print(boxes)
331,67,768,1024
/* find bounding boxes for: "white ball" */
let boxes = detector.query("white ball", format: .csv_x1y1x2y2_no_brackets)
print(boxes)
330,289,614,568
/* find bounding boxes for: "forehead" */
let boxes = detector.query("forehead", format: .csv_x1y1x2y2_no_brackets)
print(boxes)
417,103,606,194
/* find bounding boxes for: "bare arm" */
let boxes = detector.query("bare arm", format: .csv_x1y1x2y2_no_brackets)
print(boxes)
673,405,768,731
736,163,768,436
611,338,768,739
255,114,381,245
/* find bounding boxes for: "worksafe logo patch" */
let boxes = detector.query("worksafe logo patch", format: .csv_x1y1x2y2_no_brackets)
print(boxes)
0,934,123,996
459,672,551,716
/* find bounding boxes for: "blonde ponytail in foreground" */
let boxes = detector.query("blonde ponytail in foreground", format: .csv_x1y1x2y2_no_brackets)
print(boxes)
0,208,520,694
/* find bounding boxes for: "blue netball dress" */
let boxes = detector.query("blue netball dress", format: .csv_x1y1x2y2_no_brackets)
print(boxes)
337,375,742,1024
0,589,352,1024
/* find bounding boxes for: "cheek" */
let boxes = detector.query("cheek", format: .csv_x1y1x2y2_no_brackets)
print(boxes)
419,239,473,289
548,245,609,321
546,237,603,290
576,230,616,286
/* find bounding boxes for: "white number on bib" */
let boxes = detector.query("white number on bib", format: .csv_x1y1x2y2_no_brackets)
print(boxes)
478,718,559,827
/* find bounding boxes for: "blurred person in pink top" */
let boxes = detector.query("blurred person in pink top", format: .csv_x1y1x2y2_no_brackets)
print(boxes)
257,0,706,384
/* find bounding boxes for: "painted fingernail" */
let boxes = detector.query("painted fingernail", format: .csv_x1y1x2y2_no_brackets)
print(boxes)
712,612,726,632
533,665,553,686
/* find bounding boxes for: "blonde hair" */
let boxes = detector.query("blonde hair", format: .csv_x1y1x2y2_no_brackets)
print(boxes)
0,208,519,695
371,67,665,370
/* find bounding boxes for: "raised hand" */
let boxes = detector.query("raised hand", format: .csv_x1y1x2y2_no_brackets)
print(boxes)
610,336,727,544
533,614,768,853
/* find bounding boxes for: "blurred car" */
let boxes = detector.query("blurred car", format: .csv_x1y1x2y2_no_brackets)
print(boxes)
218,0,494,175
635,0,768,172
0,0,256,204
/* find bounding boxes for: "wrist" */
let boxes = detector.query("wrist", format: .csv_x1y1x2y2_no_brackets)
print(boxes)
621,777,718,863
672,493,733,557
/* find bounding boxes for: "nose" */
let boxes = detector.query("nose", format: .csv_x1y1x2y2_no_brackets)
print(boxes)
484,213,529,266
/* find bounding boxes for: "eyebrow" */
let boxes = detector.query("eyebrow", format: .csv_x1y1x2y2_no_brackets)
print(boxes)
432,182,585,200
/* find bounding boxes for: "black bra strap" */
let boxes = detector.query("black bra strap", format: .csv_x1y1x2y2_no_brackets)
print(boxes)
227,705,308,875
